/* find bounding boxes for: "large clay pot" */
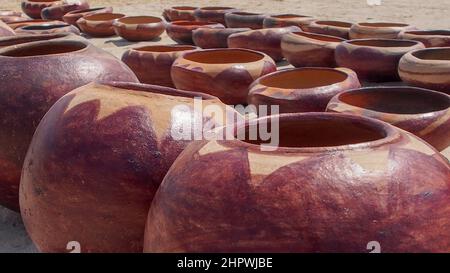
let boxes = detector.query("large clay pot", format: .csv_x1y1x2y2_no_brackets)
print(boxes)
398,47,450,94
166,20,224,45
20,81,240,252
113,16,165,42
77,13,125,37
122,45,198,87
281,31,345,67
398,30,450,48
16,23,80,35
248,67,361,114
193,7,238,25
228,26,301,62
21,0,62,19
335,39,425,82
304,20,352,39
63,7,113,26
349,22,415,39
224,12,267,30
41,0,89,20
263,14,315,29
7,19,61,29
171,48,277,105
0,32,83,49
0,20,15,36
192,27,250,49
162,6,197,22
0,40,138,211
327,87,450,151
144,112,450,253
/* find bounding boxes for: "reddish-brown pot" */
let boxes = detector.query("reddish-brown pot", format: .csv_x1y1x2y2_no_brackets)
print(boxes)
350,22,416,39
41,0,89,20
21,0,62,19
144,112,450,252
192,27,250,48
162,6,197,22
113,16,165,42
398,30,450,48
224,12,267,30
304,20,352,39
0,40,138,211
172,48,277,105
263,14,315,29
77,12,125,37
166,20,224,45
16,23,80,35
0,20,15,36
327,86,450,151
193,6,238,25
63,7,113,26
122,45,198,87
7,19,61,29
0,32,82,49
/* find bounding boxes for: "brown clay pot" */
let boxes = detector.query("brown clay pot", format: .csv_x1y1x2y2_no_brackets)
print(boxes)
0,40,138,211
248,67,361,114
63,7,113,26
20,81,240,253
162,6,197,22
192,27,250,48
21,0,62,19
144,112,450,253
335,39,425,82
228,26,301,62
166,20,224,45
122,45,198,87
224,12,267,30
16,23,80,35
263,14,315,29
350,22,416,39
327,86,450,151
304,20,352,39
281,31,345,67
113,16,165,42
0,20,15,36
398,30,450,48
77,13,125,37
172,48,277,104
398,47,450,94
193,7,238,25
7,19,61,29
41,1,89,20
0,32,84,49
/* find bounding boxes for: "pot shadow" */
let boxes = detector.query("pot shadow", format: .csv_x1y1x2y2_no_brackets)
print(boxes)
277,59,293,69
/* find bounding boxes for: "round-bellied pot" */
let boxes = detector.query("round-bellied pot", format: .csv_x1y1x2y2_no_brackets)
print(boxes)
335,39,425,82
224,12,267,30
63,7,113,26
327,86,450,151
248,67,361,114
77,12,125,37
7,19,61,29
41,1,89,20
304,20,352,39
192,27,250,48
16,23,80,35
113,16,165,42
228,26,301,62
0,40,138,212
172,48,277,105
281,31,345,67
144,112,450,253
398,30,450,48
263,14,315,29
21,0,62,19
122,45,198,87
193,7,238,25
398,47,450,94
0,32,84,49
0,20,15,36
162,6,197,22
20,81,240,253
166,20,224,45
350,22,415,39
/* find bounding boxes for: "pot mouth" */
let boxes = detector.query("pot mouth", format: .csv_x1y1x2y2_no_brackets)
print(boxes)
117,16,162,24
0,33,69,47
359,22,409,27
346,39,420,48
338,87,450,114
172,6,197,10
272,14,312,19
84,13,124,21
229,12,262,16
199,7,235,11
292,31,345,42
28,0,58,2
134,45,197,52
20,23,70,30
170,20,219,26
404,30,450,36
67,7,108,15
412,47,450,60
316,20,352,28
0,40,87,57
183,48,264,64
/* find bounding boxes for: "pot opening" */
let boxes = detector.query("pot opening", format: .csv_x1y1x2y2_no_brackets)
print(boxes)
68,7,107,14
184,49,263,64
230,12,260,16
359,22,409,27
173,6,197,10
200,7,234,11
348,39,418,47
259,68,347,89
273,14,311,19
28,0,58,2
316,20,352,28
405,30,450,36
85,13,124,21
412,48,450,60
172,21,218,26
21,24,70,30
0,33,68,47
118,16,162,24
0,41,87,57
292,31,344,42
135,45,196,52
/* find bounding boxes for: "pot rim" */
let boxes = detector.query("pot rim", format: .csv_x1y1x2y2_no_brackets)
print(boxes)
64,7,111,16
193,27,251,34
116,15,164,25
197,7,236,11
405,47,450,63
170,6,198,10
18,23,71,30
401,29,450,37
169,20,223,27
130,44,198,53
356,22,411,28
0,39,90,58
289,31,346,42
341,38,423,49
268,14,314,19
179,48,269,65
0,32,72,45
82,12,125,22
313,20,353,28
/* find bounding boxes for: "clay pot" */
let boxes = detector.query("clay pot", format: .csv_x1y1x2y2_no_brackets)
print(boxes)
16,23,80,35
350,22,415,39
7,19,61,29
172,48,277,104
281,31,345,67
122,45,198,87
304,20,352,39
335,39,425,82
327,86,450,151
166,20,224,45
144,112,450,253
20,81,240,253
228,26,301,62
398,30,450,48
263,14,315,29
193,7,238,25
0,20,15,37
224,12,267,30
192,27,250,48
162,6,197,22
398,47,450,94
21,0,62,19
77,13,125,37
41,1,89,20
63,7,113,26
113,16,165,42
0,32,83,49
0,40,138,211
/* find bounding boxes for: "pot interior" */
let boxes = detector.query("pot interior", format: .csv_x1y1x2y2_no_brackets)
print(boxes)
316,20,352,28
200,7,234,11
230,12,261,16
0,33,68,47
359,22,409,27
273,14,311,19
0,41,86,57
259,69,347,89
405,30,450,36
68,7,107,14
21,24,69,30
412,48,450,60
173,6,197,10
85,13,124,21
118,16,162,24
172,21,218,26
292,31,344,42
184,49,263,64
347,39,418,47
135,45,196,52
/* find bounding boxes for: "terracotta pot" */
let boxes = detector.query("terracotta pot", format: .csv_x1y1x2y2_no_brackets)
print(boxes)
77,12,125,37
327,86,450,151
224,12,267,30
7,19,61,29
20,81,240,253
63,7,113,26
144,112,450,253
113,16,165,42
16,23,80,35
350,22,415,39
281,31,345,67
228,26,301,62
192,27,250,48
122,45,198,87
398,47,450,94
162,6,197,22
263,14,315,29
0,32,83,49
193,7,238,25
41,1,89,20
398,30,450,48
172,48,277,104
335,39,425,82
304,20,352,39
166,20,224,45
0,10,22,17
21,0,62,19
0,20,15,37
0,40,138,211
248,67,360,114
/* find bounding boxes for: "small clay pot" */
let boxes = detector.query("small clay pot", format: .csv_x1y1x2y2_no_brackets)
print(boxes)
122,45,198,87
335,39,425,82
398,47,450,94
0,32,83,49
77,13,125,37
263,14,315,29
7,19,61,29
113,16,165,42
162,6,197,22
304,20,352,39
63,7,113,26
248,67,361,114
166,20,224,45
192,27,250,49
21,0,62,19
327,86,450,151
398,30,450,48
350,22,415,39
224,12,267,30
41,1,89,20
0,20,15,37
172,48,277,104
193,7,238,25
228,26,301,62
281,31,345,67
16,23,80,35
